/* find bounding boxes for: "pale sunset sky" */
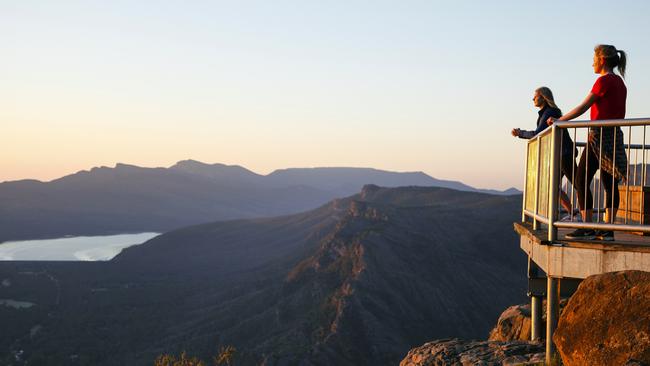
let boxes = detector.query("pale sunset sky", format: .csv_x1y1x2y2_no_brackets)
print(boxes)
3,1,650,190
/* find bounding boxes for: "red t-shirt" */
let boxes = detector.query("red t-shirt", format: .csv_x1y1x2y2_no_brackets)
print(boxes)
590,74,627,120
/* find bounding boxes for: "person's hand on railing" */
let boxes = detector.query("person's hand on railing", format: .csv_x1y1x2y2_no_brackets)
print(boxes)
511,128,521,137
547,117,557,126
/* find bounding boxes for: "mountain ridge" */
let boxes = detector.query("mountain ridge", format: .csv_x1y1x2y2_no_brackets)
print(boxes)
0,161,519,243
2,160,517,195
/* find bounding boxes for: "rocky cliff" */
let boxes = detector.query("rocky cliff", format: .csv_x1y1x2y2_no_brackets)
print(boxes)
488,299,568,342
399,339,544,366
401,270,650,366
0,185,526,365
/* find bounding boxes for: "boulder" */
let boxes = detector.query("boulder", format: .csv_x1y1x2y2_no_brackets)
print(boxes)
489,299,568,342
399,338,544,366
554,270,650,365
488,304,532,341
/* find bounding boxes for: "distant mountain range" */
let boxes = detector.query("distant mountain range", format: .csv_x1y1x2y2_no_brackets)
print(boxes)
0,186,526,365
0,160,519,242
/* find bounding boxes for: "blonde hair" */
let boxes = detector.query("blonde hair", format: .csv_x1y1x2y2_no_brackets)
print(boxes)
595,44,627,78
535,87,559,109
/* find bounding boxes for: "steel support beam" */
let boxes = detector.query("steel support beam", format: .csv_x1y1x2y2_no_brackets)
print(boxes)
546,277,560,364
531,295,542,341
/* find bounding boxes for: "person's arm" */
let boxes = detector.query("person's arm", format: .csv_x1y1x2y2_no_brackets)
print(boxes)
512,127,539,139
548,93,598,125
514,110,552,139
559,93,598,121
518,129,535,139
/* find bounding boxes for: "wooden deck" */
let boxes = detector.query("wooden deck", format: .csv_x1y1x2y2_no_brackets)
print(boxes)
514,221,650,279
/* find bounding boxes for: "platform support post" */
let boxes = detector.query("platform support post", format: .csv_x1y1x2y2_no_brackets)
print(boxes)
546,277,560,364
531,295,542,341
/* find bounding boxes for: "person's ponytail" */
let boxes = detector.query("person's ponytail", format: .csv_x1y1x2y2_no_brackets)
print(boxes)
617,50,627,79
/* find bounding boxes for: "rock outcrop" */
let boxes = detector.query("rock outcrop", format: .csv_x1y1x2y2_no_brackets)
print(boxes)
489,299,568,342
488,304,532,342
399,338,544,366
554,270,650,366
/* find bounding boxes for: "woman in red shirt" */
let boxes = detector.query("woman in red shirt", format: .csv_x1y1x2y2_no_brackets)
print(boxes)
548,45,628,240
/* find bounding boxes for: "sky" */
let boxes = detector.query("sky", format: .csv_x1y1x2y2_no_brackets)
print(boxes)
3,0,650,190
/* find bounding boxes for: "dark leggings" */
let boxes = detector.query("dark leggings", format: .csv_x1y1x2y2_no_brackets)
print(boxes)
560,153,578,189
574,146,619,211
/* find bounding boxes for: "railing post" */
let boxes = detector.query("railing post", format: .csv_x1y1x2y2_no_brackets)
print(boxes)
546,125,561,361
522,143,530,223
533,136,542,230
548,125,561,242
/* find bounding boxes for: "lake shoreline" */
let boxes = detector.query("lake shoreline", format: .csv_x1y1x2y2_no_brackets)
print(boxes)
0,232,161,262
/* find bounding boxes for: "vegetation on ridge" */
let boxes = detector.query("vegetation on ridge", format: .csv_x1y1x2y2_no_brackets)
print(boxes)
155,346,236,366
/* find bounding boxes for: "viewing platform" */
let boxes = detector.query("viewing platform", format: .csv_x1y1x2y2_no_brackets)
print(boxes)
515,118,650,364
515,221,650,279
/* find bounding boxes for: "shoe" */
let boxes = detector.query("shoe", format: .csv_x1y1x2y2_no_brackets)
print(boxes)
560,215,582,222
595,230,614,241
565,229,596,240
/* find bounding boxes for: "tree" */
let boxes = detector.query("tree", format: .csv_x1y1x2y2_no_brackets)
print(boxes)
155,345,237,366
215,345,237,366
154,351,206,366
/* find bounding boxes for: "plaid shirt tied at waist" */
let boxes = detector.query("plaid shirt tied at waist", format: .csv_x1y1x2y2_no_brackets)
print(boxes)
588,126,628,182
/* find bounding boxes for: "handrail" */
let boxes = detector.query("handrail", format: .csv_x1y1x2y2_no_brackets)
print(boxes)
523,209,550,225
526,117,650,141
554,221,650,233
554,118,650,128
574,141,650,150
522,118,650,241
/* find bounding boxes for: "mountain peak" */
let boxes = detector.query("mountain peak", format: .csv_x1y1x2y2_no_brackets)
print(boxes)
169,160,263,182
170,159,250,171
360,184,381,199
114,163,143,170
171,159,214,169
502,187,522,195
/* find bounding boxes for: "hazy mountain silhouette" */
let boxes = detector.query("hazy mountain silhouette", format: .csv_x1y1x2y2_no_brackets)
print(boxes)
0,186,526,365
169,160,263,185
0,160,519,242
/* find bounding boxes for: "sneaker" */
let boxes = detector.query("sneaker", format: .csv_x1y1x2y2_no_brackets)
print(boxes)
595,230,614,241
560,215,583,222
565,229,596,240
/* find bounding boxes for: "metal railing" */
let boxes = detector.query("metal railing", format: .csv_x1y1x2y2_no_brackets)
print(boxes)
522,118,650,241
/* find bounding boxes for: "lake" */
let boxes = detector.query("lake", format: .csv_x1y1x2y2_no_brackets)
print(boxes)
0,232,160,261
